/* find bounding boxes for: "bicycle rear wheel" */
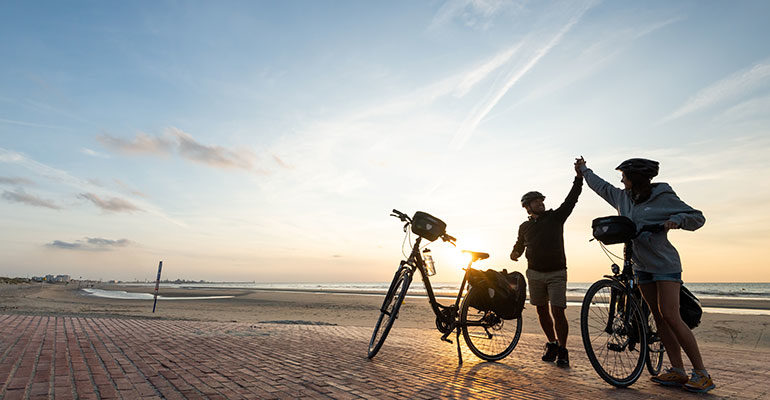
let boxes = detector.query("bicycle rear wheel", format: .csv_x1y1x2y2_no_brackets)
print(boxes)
580,279,647,387
643,302,665,376
460,286,522,361
367,266,411,359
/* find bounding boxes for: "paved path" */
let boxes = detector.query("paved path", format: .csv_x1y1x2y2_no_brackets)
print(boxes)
0,314,767,399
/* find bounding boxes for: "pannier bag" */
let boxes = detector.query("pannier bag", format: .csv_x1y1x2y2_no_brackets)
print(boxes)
466,268,527,320
411,211,447,241
592,216,637,245
680,285,702,329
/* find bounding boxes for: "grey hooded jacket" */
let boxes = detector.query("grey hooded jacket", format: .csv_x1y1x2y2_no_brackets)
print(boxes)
580,166,705,274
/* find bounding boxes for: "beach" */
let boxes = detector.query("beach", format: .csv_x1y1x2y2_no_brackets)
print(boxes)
2,282,768,351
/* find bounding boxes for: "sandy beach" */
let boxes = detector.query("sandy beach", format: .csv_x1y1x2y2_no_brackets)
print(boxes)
1,282,768,353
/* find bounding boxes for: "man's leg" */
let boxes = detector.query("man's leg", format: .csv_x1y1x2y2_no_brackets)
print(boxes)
551,305,568,347
536,305,556,342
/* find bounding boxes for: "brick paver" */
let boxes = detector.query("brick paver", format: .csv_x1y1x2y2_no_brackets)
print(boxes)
0,314,767,399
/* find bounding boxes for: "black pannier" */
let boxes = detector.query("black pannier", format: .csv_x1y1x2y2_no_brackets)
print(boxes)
592,216,637,245
680,285,702,329
466,268,527,320
411,211,446,241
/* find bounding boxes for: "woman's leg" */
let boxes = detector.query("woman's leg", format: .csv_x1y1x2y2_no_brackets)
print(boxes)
656,281,705,370
639,282,683,369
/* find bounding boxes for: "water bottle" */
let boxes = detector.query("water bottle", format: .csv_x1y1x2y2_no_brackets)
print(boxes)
422,248,436,276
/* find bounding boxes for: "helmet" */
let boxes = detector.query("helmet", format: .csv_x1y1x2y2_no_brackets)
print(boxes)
615,158,659,179
521,191,545,207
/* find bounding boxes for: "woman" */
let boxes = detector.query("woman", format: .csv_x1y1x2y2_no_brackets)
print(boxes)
575,157,715,393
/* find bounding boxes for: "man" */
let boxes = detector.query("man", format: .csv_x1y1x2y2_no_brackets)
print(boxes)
510,165,582,367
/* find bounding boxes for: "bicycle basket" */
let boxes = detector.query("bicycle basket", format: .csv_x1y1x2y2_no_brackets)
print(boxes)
591,216,636,244
411,211,446,241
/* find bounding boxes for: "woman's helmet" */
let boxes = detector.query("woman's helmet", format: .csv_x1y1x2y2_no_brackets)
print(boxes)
616,158,659,179
521,191,545,207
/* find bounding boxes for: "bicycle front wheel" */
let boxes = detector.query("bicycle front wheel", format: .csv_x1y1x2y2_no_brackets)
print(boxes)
580,279,647,387
461,286,522,361
367,266,411,359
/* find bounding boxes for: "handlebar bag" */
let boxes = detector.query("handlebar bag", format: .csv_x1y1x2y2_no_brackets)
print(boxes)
592,216,637,245
411,211,446,241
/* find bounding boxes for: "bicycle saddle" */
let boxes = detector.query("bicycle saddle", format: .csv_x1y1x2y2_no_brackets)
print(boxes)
462,250,489,262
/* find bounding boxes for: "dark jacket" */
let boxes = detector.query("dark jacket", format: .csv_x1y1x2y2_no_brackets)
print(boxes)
512,177,582,272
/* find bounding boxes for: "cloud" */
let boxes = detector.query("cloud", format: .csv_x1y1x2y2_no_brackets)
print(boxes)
99,128,255,170
81,148,110,158
78,192,142,213
97,132,173,154
0,176,34,186
660,59,770,123
430,0,523,30
2,189,60,209
46,237,132,251
171,128,255,169
0,118,67,130
272,154,293,169
450,0,598,149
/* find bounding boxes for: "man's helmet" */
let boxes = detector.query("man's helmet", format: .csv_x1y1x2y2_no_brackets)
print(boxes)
521,191,545,207
615,158,659,179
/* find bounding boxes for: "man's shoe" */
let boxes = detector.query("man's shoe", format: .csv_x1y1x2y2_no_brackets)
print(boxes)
650,368,689,387
684,370,715,393
541,342,559,362
556,346,569,367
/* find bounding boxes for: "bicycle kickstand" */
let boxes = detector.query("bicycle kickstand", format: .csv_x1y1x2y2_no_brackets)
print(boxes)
455,328,462,365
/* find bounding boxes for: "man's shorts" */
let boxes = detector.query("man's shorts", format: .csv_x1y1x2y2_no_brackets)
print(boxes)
526,268,567,308
635,270,683,285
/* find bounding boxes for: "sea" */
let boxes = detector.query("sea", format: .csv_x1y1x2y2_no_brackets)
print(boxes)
101,281,770,316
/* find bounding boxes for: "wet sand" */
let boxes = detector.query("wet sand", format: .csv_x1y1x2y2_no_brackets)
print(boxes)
2,282,768,351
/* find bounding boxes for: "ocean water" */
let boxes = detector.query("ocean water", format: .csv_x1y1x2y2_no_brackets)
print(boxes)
119,281,770,300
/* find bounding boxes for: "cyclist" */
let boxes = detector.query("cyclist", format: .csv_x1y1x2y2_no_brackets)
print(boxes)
575,157,714,393
510,165,583,367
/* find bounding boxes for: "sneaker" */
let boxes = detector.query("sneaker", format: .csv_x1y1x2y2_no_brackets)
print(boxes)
556,347,569,367
684,370,715,393
650,368,689,387
542,342,559,362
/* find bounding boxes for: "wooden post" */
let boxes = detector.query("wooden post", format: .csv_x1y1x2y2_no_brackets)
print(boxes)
152,261,163,313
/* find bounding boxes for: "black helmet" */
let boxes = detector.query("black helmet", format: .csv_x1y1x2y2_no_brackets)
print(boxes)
616,158,659,179
521,191,545,207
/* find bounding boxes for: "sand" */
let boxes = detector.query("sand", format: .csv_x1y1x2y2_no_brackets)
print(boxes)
1,282,768,352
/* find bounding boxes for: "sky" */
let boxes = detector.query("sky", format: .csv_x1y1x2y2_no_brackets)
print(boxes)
1,0,769,283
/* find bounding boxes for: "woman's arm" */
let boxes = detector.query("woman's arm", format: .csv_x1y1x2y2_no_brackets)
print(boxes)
576,161,625,210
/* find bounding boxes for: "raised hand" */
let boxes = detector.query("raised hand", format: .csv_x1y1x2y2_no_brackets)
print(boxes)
574,156,586,177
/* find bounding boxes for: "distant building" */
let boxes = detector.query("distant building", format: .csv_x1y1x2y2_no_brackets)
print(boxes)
45,274,55,282
56,275,70,282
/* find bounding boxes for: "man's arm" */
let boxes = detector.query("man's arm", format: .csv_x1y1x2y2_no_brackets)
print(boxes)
555,175,583,220
510,224,525,261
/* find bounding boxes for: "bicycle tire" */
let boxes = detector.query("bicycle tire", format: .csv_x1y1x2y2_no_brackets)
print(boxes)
460,286,522,361
643,302,665,376
367,267,411,359
580,279,647,387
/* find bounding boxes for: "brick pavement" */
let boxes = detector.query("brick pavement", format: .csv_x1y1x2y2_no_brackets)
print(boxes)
0,314,767,399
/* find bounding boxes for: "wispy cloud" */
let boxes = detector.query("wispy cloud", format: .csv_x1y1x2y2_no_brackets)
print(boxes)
2,189,60,209
0,176,34,186
450,0,598,149
0,118,67,130
78,192,142,213
660,58,770,124
99,128,256,170
81,148,110,158
0,147,186,226
97,132,173,155
46,237,132,251
430,0,524,30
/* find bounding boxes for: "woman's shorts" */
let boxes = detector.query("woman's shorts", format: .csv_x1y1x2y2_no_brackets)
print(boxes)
635,270,683,285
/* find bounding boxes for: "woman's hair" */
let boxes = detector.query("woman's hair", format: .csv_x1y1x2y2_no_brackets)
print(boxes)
626,171,652,203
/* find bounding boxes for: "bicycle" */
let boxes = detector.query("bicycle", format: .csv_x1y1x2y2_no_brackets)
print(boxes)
580,219,666,387
367,209,522,364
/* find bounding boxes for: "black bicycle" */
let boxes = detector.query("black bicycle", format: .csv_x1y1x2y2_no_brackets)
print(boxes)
580,218,665,387
367,209,522,364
